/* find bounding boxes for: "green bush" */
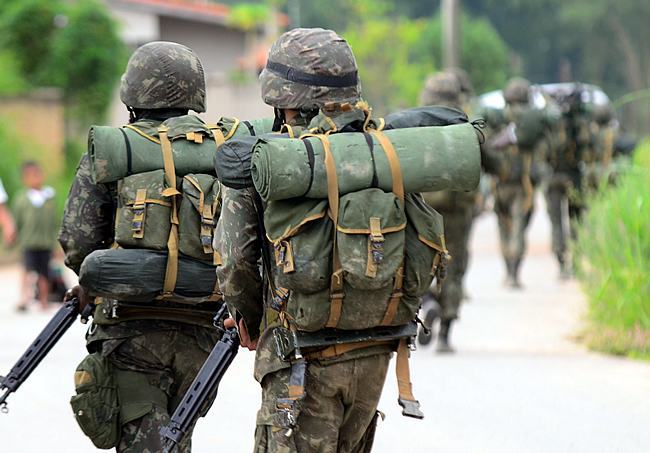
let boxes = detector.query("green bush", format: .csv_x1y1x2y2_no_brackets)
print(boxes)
0,121,26,200
575,139,650,358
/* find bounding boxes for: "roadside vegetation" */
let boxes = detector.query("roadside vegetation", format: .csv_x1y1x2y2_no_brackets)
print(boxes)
574,140,650,359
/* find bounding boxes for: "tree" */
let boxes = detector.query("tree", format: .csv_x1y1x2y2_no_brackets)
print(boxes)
0,0,63,85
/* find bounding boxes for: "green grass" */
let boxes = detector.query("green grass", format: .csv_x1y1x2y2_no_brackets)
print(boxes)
574,138,650,359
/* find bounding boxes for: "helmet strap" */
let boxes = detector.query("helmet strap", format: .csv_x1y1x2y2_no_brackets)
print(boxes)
272,108,286,132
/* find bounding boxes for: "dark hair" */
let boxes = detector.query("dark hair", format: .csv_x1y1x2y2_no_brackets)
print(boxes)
21,160,41,172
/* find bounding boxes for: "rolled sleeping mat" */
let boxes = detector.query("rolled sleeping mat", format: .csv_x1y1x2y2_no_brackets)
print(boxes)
383,105,469,129
79,248,219,302
88,126,219,184
88,117,275,184
251,122,482,201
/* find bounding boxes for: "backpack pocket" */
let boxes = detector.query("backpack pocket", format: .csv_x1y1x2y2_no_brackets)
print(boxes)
115,169,171,250
403,193,446,298
336,188,406,290
178,174,221,262
265,198,332,295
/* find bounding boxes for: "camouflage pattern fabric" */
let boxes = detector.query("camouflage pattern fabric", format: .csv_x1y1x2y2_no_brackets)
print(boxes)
494,183,533,273
120,41,206,113
59,154,115,274
419,71,475,319
436,205,473,320
95,324,221,453
259,28,361,110
254,353,390,453
60,115,220,451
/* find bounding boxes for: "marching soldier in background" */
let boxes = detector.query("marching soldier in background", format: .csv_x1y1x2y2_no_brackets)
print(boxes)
544,85,595,278
59,42,221,452
482,77,549,288
418,71,475,353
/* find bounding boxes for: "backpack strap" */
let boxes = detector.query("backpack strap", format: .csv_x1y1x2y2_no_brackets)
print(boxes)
158,126,181,298
396,339,424,419
309,134,345,328
370,130,405,326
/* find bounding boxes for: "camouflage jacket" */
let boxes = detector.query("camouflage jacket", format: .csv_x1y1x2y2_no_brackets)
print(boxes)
215,107,394,382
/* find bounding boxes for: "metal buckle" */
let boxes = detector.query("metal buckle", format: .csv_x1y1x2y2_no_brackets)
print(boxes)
398,397,424,419
274,397,300,429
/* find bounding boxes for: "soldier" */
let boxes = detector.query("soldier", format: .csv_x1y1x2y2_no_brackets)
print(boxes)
544,85,595,278
418,71,475,353
59,42,221,452
215,28,407,452
485,78,545,288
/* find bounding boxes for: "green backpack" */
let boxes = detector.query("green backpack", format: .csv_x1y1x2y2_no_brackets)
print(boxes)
87,115,273,302
263,131,449,332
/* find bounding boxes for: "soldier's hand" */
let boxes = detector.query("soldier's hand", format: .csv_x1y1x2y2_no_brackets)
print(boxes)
64,285,91,313
224,317,258,351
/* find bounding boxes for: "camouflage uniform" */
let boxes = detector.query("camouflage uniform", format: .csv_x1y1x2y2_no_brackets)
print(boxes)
485,78,543,288
59,42,220,452
215,28,394,452
544,87,595,276
418,71,475,352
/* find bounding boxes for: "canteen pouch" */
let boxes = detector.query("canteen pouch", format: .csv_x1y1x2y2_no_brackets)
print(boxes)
115,169,171,250
69,353,120,449
178,174,221,262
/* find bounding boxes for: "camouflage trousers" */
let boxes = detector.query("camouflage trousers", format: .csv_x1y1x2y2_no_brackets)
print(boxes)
544,174,583,261
254,353,391,453
435,205,474,320
91,323,220,452
494,183,533,266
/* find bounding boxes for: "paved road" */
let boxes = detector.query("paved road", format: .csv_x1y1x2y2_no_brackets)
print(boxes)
1,201,649,453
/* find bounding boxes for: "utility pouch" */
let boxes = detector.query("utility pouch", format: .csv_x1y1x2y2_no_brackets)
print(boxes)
69,353,120,449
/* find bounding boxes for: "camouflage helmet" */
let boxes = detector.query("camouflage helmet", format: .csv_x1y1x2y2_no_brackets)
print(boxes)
504,77,531,104
120,41,206,113
419,72,461,107
259,28,361,110
447,67,474,98
593,104,614,124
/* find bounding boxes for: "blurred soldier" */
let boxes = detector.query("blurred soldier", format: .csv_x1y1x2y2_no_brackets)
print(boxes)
589,104,617,187
418,71,474,353
59,42,221,452
545,85,595,278
484,78,546,288
216,28,420,452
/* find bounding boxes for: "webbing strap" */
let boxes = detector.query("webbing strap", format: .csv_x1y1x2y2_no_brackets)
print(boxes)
303,340,391,361
311,134,344,328
158,126,180,296
370,130,404,201
371,130,406,325
131,188,147,239
396,339,424,419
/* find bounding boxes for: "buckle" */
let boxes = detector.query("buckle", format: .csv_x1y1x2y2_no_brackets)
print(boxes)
398,397,424,419
274,397,300,429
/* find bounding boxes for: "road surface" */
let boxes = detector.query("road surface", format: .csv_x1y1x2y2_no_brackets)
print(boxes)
1,200,649,452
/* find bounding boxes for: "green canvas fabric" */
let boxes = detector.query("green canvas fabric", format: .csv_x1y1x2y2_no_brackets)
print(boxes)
264,192,444,332
178,173,221,262
251,123,481,201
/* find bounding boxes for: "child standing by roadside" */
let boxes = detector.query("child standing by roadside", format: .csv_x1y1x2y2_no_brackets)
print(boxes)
13,162,58,311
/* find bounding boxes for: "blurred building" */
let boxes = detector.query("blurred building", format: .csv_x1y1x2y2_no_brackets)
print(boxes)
106,0,284,125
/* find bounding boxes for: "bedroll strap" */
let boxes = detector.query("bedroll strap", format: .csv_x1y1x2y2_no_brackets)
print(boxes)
371,130,406,326
158,126,180,297
396,339,424,419
312,135,344,329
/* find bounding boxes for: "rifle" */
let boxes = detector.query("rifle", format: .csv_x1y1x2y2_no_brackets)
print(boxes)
0,297,94,413
160,303,240,453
